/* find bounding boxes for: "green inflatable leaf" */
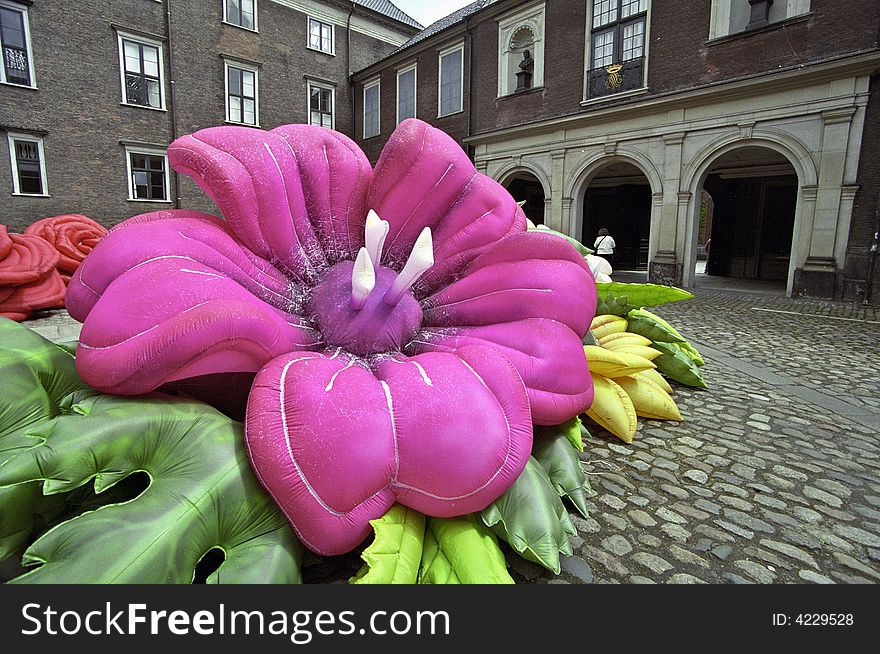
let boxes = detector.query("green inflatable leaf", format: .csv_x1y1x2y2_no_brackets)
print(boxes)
481,457,575,574
559,415,585,452
595,282,694,309
0,391,303,584
418,515,513,584
0,319,94,560
528,226,593,256
673,341,705,366
350,504,425,584
625,314,685,343
652,341,709,389
533,430,591,518
595,291,635,317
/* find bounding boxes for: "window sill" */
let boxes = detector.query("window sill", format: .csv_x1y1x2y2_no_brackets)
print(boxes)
225,120,261,128
1,81,37,90
580,86,648,107
121,102,167,112
306,45,336,57
437,109,465,119
222,21,259,34
362,133,382,140
496,86,544,101
12,192,50,198
127,198,172,203
706,13,814,46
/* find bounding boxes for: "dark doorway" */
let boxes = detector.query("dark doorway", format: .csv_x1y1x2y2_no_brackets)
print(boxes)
701,147,797,284
505,174,545,225
583,162,651,270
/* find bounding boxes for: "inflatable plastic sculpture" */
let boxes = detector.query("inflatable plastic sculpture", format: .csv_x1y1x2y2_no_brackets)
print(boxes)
24,214,108,284
66,119,597,555
0,225,66,321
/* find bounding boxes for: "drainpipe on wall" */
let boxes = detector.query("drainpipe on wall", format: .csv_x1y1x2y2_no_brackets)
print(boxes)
348,3,355,135
347,3,354,78
165,0,181,208
465,15,475,160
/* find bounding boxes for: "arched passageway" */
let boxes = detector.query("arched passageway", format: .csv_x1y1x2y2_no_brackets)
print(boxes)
582,161,651,270
504,172,546,225
698,146,797,289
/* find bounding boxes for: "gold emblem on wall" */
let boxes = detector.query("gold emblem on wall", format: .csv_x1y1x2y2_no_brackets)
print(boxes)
605,64,623,90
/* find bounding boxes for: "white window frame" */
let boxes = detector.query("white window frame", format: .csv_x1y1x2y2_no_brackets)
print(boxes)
581,0,651,103
223,59,260,126
396,62,417,124
363,78,381,139
709,0,811,39
0,0,36,88
437,42,464,118
307,80,335,129
7,132,48,196
222,0,258,32
307,16,335,55
116,30,166,111
124,145,171,203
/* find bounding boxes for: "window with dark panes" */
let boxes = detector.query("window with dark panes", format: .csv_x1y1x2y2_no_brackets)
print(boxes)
130,152,166,201
439,47,462,116
0,5,32,86
363,81,380,138
122,39,162,108
587,0,648,98
227,65,257,125
11,138,44,194
309,84,333,128
225,0,256,30
308,18,333,53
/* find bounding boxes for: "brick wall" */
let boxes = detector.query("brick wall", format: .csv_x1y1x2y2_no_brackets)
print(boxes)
649,0,880,94
0,0,172,231
0,0,412,230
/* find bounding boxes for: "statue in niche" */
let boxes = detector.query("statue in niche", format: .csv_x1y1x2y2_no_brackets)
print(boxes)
515,50,534,92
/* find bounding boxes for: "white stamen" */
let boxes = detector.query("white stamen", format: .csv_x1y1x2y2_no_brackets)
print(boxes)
384,226,434,306
365,209,390,267
350,247,376,310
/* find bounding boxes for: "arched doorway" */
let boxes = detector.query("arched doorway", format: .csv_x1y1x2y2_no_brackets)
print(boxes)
582,161,651,270
697,146,797,290
503,171,546,226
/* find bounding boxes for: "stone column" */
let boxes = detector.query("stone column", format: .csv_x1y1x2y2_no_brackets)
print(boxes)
650,132,685,286
549,149,566,232
797,108,856,297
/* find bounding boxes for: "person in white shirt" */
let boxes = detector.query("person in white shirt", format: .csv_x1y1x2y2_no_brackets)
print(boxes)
593,227,616,268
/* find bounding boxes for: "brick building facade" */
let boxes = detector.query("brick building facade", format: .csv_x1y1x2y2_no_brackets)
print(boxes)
0,0,419,231
352,0,880,303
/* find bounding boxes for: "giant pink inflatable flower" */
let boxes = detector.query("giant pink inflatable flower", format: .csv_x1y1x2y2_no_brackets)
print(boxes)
66,119,596,554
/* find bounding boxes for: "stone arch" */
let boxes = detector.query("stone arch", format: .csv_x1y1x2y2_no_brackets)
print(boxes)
566,148,663,243
495,161,552,197
495,162,551,225
681,130,815,294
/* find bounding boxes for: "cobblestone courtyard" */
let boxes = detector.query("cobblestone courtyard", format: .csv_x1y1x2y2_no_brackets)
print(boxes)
22,286,880,584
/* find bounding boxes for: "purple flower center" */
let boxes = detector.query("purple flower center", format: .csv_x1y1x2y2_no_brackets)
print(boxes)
309,260,423,357
306,210,433,357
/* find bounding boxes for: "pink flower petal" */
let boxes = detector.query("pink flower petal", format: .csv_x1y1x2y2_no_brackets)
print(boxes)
245,345,531,555
422,231,597,337
66,210,296,323
75,256,320,395
411,318,593,425
272,125,373,263
168,126,327,281
366,120,524,289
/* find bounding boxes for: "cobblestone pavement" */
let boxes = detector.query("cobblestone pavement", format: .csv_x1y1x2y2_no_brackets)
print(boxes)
20,290,880,584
